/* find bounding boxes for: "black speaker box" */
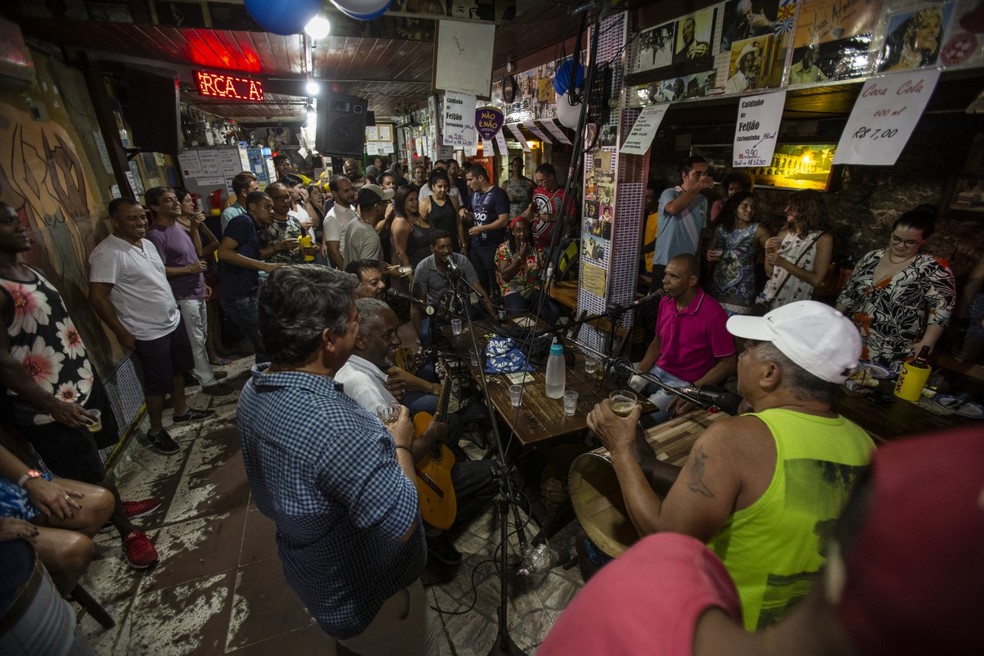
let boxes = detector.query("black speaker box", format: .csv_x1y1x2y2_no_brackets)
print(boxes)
316,93,368,158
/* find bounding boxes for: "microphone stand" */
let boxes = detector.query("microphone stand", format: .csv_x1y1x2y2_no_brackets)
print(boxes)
446,266,527,656
607,357,742,415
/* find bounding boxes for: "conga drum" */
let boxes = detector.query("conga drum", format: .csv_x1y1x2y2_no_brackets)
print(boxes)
569,410,723,564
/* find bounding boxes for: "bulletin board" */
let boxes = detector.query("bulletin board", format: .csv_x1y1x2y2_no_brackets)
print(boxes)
177,145,250,203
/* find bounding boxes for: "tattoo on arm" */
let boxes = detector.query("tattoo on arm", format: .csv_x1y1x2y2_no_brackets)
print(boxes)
687,446,714,498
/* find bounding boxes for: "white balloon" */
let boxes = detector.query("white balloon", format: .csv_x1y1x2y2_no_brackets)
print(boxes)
555,92,583,129
329,0,390,20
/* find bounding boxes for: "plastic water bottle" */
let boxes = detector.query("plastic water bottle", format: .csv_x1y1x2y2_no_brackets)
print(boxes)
545,340,566,399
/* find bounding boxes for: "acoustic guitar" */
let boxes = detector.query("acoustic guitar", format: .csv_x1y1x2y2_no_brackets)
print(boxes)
411,365,457,530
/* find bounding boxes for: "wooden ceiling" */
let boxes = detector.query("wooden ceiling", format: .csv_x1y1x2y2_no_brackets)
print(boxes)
12,0,597,123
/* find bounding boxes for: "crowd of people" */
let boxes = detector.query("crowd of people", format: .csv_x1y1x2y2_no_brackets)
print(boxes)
0,147,980,656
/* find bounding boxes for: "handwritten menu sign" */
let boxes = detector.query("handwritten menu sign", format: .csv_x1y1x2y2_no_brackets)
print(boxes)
834,70,940,166
620,105,668,156
733,91,785,168
443,90,477,148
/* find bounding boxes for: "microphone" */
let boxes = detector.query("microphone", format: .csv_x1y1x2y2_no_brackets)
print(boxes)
678,386,743,415
443,255,460,273
626,288,666,309
386,288,436,316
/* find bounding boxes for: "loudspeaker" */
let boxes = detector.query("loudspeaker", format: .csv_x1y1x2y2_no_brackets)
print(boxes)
316,93,368,158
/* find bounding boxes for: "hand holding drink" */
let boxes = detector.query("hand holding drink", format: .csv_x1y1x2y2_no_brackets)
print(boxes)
609,390,638,417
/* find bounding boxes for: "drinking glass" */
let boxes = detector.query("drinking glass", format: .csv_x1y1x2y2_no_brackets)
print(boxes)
563,390,578,416
376,403,401,426
451,318,463,335
609,390,638,418
509,384,523,407
86,408,102,433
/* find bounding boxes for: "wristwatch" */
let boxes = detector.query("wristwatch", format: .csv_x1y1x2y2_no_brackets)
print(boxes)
17,469,43,487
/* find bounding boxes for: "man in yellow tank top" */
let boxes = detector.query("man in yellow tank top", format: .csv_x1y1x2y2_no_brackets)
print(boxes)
587,300,873,631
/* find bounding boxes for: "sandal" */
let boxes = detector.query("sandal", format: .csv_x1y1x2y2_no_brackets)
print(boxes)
209,356,232,366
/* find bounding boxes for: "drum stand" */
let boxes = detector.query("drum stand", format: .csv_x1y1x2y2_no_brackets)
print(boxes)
446,268,528,656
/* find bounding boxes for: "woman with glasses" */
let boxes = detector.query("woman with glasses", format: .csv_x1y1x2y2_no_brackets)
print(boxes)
758,189,833,310
835,208,956,371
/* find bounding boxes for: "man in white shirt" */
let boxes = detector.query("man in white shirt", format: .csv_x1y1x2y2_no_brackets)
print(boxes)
321,174,358,269
335,298,494,566
89,198,214,454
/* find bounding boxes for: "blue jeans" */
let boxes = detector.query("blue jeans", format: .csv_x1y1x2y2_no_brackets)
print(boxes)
642,364,691,425
220,295,266,363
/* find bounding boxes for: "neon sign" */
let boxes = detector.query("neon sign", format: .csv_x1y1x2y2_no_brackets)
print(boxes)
195,71,264,102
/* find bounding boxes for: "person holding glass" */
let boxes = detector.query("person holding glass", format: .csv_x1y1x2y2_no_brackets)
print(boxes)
758,189,833,311
707,192,770,316
494,217,560,324
835,208,956,372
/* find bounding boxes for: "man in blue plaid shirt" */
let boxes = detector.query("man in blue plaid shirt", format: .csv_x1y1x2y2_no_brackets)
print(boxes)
237,265,438,654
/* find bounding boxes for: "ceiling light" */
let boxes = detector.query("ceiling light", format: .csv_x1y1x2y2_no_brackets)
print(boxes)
306,79,321,96
305,15,331,39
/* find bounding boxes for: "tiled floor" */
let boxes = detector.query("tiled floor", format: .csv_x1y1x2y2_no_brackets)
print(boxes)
78,357,586,655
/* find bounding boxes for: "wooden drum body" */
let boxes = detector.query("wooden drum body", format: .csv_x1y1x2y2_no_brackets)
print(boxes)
568,410,722,559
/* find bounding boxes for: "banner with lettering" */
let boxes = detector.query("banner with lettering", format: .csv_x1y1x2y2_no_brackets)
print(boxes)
833,70,940,166
443,90,478,147
475,106,504,140
733,91,786,167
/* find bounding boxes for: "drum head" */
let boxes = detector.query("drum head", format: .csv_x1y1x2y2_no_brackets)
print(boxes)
568,453,640,558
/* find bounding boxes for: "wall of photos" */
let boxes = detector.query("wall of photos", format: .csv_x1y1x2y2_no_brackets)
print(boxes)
627,0,984,107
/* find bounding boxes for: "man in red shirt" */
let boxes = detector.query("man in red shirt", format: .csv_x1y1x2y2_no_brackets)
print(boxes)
520,163,570,258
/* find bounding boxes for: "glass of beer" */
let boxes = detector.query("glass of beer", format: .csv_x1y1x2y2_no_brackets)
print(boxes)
376,403,401,426
85,408,102,433
609,390,638,418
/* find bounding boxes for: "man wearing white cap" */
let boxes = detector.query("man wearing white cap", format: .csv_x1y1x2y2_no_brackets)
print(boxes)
586,300,875,630
725,42,760,94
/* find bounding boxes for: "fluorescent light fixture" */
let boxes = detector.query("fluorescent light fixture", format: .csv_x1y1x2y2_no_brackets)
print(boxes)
305,15,331,39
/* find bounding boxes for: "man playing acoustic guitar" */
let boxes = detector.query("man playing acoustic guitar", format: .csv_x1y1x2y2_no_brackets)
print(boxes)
336,298,495,569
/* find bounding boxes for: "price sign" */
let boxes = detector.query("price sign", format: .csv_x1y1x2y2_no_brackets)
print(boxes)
834,70,940,166
733,91,785,168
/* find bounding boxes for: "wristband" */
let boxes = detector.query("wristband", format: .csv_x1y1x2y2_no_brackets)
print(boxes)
17,469,43,488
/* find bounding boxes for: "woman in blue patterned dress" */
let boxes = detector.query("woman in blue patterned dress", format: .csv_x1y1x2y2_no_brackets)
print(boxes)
706,192,770,315
835,209,956,372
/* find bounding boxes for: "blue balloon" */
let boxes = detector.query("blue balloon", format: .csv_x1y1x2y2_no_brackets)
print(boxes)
330,0,391,21
553,60,585,96
244,0,323,35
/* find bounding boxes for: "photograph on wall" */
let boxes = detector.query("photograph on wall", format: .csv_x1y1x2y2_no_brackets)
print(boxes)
585,217,613,240
584,199,600,219
720,0,784,51
875,1,953,73
937,0,984,69
748,143,836,191
673,9,716,66
583,236,607,265
725,35,774,94
791,0,883,81
630,21,677,74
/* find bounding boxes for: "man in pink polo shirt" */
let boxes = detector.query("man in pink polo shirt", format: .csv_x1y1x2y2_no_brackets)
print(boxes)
633,253,736,423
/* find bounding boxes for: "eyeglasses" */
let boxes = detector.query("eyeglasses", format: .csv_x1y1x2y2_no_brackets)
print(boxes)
889,235,922,247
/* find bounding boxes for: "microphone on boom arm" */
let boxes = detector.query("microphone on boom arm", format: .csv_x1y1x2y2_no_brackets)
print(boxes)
386,288,437,317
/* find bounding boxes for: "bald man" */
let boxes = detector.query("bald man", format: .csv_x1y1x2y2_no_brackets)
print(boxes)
634,253,736,423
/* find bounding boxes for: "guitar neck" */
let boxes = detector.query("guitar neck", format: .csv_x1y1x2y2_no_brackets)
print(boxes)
435,356,452,421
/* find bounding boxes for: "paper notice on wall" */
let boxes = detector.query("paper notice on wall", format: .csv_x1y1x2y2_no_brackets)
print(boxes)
834,70,940,166
217,149,243,178
93,131,113,174
506,124,531,151
443,90,478,147
178,151,203,178
733,91,785,168
523,121,550,143
494,129,508,153
197,150,221,175
542,120,572,145
620,105,668,156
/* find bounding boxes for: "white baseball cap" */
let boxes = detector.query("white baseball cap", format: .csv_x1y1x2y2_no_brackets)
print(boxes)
727,301,862,383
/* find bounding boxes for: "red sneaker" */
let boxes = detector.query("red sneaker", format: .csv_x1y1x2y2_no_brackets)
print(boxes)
122,498,162,519
122,530,159,569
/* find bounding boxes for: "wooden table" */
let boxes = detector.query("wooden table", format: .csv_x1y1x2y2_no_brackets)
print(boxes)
833,381,975,443
444,320,626,447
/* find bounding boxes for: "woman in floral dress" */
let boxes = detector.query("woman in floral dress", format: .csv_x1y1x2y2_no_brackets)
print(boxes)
836,209,956,372
707,192,770,315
